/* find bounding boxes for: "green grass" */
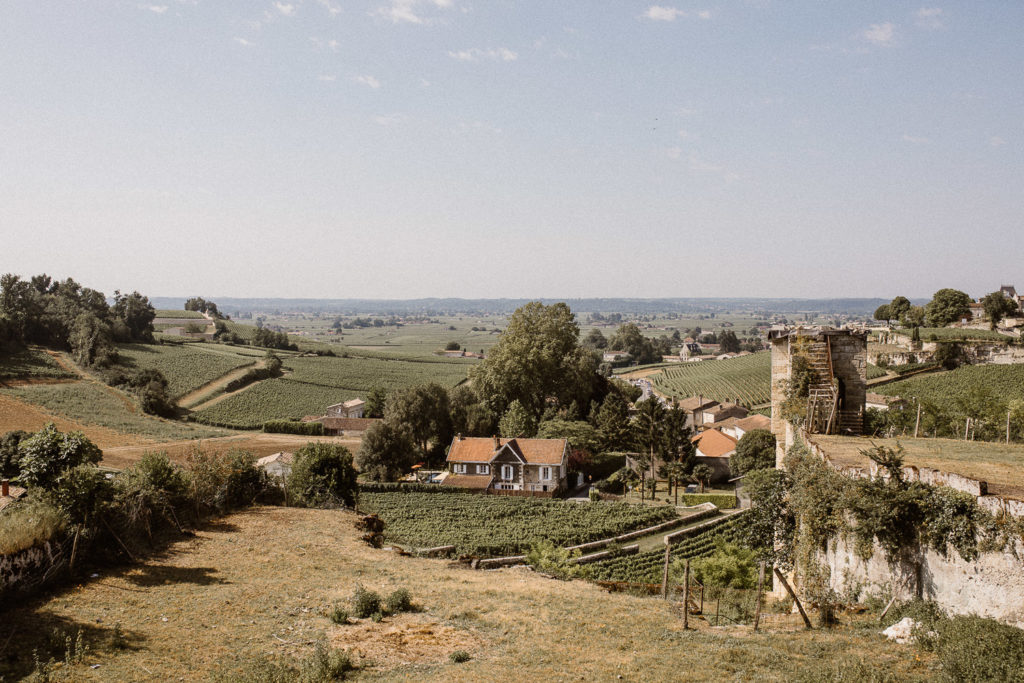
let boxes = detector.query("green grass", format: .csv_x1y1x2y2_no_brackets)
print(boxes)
898,327,1013,342
865,363,888,380
154,309,205,319
192,354,472,428
0,348,77,381
877,363,1024,405
358,491,679,556
2,383,227,440
651,352,770,405
116,343,258,399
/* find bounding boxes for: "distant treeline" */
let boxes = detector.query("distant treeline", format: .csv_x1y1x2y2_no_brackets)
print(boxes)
150,296,911,317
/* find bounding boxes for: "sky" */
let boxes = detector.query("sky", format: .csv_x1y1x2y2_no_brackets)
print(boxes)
1,1,1022,301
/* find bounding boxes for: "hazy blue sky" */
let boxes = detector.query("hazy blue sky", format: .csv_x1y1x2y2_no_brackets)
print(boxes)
1,1,1021,300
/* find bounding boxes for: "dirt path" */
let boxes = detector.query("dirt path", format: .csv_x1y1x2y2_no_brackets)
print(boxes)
43,350,140,414
177,360,260,409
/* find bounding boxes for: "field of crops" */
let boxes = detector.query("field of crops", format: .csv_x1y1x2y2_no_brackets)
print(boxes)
191,353,472,428
865,363,889,380
588,512,749,583
154,309,205,319
897,327,1013,342
0,348,77,381
652,353,770,405
1,382,227,441
116,343,258,399
876,363,1024,405
357,491,679,556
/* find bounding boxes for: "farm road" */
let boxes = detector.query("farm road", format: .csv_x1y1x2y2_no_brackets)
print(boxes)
177,359,264,410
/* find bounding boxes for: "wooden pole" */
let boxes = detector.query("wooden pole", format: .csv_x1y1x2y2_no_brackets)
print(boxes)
683,559,690,630
773,568,812,629
716,597,720,626
661,544,671,599
914,401,921,438
1008,409,1012,444
753,561,765,632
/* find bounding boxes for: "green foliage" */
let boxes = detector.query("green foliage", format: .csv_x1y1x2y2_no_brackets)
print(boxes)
185,448,267,515
350,585,382,619
0,348,76,382
691,464,714,492
730,429,776,476
679,493,738,508
328,604,349,625
296,640,354,682
743,467,795,569
933,342,964,370
981,291,1020,329
896,327,1010,342
651,352,770,406
358,491,677,556
525,539,585,579
499,399,537,438
384,383,452,462
384,588,413,614
470,301,600,419
594,391,634,452
449,651,471,664
263,420,324,436
224,363,282,393
0,495,66,555
51,464,113,526
16,423,102,489
924,288,973,327
356,421,415,481
536,419,599,454
684,538,757,589
115,343,256,399
0,429,29,479
288,443,358,508
607,323,664,364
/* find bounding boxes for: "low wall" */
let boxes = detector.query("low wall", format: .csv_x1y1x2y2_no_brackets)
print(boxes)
0,540,66,598
822,534,1024,629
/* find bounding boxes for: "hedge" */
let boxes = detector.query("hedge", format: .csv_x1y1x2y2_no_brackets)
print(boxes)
359,482,462,494
263,420,324,436
679,493,738,509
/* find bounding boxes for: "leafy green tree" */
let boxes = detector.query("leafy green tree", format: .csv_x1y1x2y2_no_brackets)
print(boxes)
981,291,1019,329
536,419,601,454
288,443,358,508
692,463,714,493
607,323,658,364
357,422,416,481
16,423,102,489
594,392,634,452
112,290,156,342
448,385,497,437
873,303,892,322
730,429,777,476
742,467,795,568
364,386,387,419
889,296,912,322
52,464,114,527
903,305,926,328
934,342,965,370
444,341,461,351
582,328,608,350
470,301,599,419
682,538,757,589
384,383,453,462
659,404,693,467
925,288,973,327
632,397,666,483
718,330,741,353
0,430,29,479
499,399,537,438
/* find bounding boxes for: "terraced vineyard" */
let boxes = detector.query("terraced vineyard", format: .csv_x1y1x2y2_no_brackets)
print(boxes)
652,353,770,405
588,512,749,583
358,491,679,556
877,363,1024,405
0,348,77,381
116,343,259,399
192,354,472,428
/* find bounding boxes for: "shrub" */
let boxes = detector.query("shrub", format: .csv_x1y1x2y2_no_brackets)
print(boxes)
384,588,413,614
297,640,353,683
350,585,381,619
0,495,66,555
449,650,471,663
263,421,324,436
16,423,102,489
328,604,349,625
684,538,757,590
370,611,384,623
288,443,358,508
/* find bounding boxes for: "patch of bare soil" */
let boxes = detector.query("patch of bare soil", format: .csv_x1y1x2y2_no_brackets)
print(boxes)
0,393,152,448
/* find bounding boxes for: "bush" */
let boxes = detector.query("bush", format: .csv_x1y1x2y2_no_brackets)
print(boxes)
0,495,66,555
288,443,358,508
384,588,413,614
730,429,776,477
449,650,471,663
263,421,324,436
685,538,757,589
350,585,381,619
297,640,353,682
328,604,349,625
679,493,738,509
187,448,267,517
16,423,102,489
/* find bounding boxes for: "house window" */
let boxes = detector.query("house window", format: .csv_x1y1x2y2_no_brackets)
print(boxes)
540,467,551,481
454,463,467,474
501,464,514,480
477,464,490,475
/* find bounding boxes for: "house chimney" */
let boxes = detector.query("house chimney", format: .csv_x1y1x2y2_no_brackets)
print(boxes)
457,432,463,441
493,434,500,449
1,480,8,497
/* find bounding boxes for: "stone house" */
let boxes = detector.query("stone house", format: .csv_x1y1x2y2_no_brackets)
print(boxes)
326,398,365,419
691,428,738,484
256,452,294,479
442,436,569,496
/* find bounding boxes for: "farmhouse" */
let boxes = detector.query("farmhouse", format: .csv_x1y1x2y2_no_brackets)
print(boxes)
326,399,365,419
723,414,771,440
691,428,737,483
701,401,749,426
442,435,569,496
256,452,293,479
677,395,719,428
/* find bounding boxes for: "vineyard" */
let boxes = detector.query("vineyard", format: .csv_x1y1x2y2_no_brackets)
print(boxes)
865,363,888,380
651,353,770,405
191,353,472,428
357,491,678,556
876,363,1024,406
587,512,750,583
897,327,1013,343
116,343,257,399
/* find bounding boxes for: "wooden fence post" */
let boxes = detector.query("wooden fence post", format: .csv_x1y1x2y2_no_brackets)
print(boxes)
661,544,671,599
683,559,690,630
914,401,921,438
753,561,765,632
773,568,812,629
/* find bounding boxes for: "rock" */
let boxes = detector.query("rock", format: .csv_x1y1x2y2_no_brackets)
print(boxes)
882,617,918,644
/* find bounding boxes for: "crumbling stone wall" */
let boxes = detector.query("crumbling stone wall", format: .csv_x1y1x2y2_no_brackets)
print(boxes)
0,541,66,597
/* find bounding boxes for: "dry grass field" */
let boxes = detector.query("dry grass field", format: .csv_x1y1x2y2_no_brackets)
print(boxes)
0,506,938,682
99,433,363,469
813,435,1024,500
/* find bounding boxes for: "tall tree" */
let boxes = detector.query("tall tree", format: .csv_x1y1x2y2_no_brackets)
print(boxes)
719,330,741,353
925,288,973,327
981,291,1019,330
357,422,415,481
384,383,453,462
730,429,777,476
633,397,666,481
499,399,537,438
607,323,658,363
470,301,598,418
112,290,156,342
595,392,634,452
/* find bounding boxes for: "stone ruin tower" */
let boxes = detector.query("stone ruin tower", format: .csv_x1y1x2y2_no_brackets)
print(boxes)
769,327,867,462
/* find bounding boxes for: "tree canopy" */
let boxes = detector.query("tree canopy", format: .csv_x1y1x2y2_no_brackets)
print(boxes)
357,422,416,481
925,288,973,327
981,291,1019,329
730,429,777,477
288,442,358,508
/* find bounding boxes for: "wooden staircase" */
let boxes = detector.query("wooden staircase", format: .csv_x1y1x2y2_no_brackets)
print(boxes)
804,340,840,435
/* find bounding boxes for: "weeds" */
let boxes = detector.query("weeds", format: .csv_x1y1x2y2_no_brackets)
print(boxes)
328,605,349,625
384,588,413,614
449,650,471,663
350,585,381,619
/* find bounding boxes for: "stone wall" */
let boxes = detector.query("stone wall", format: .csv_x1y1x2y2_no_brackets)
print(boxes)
0,540,66,597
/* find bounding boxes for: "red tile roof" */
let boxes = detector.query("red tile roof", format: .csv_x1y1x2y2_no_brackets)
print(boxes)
447,437,567,465
692,429,738,458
